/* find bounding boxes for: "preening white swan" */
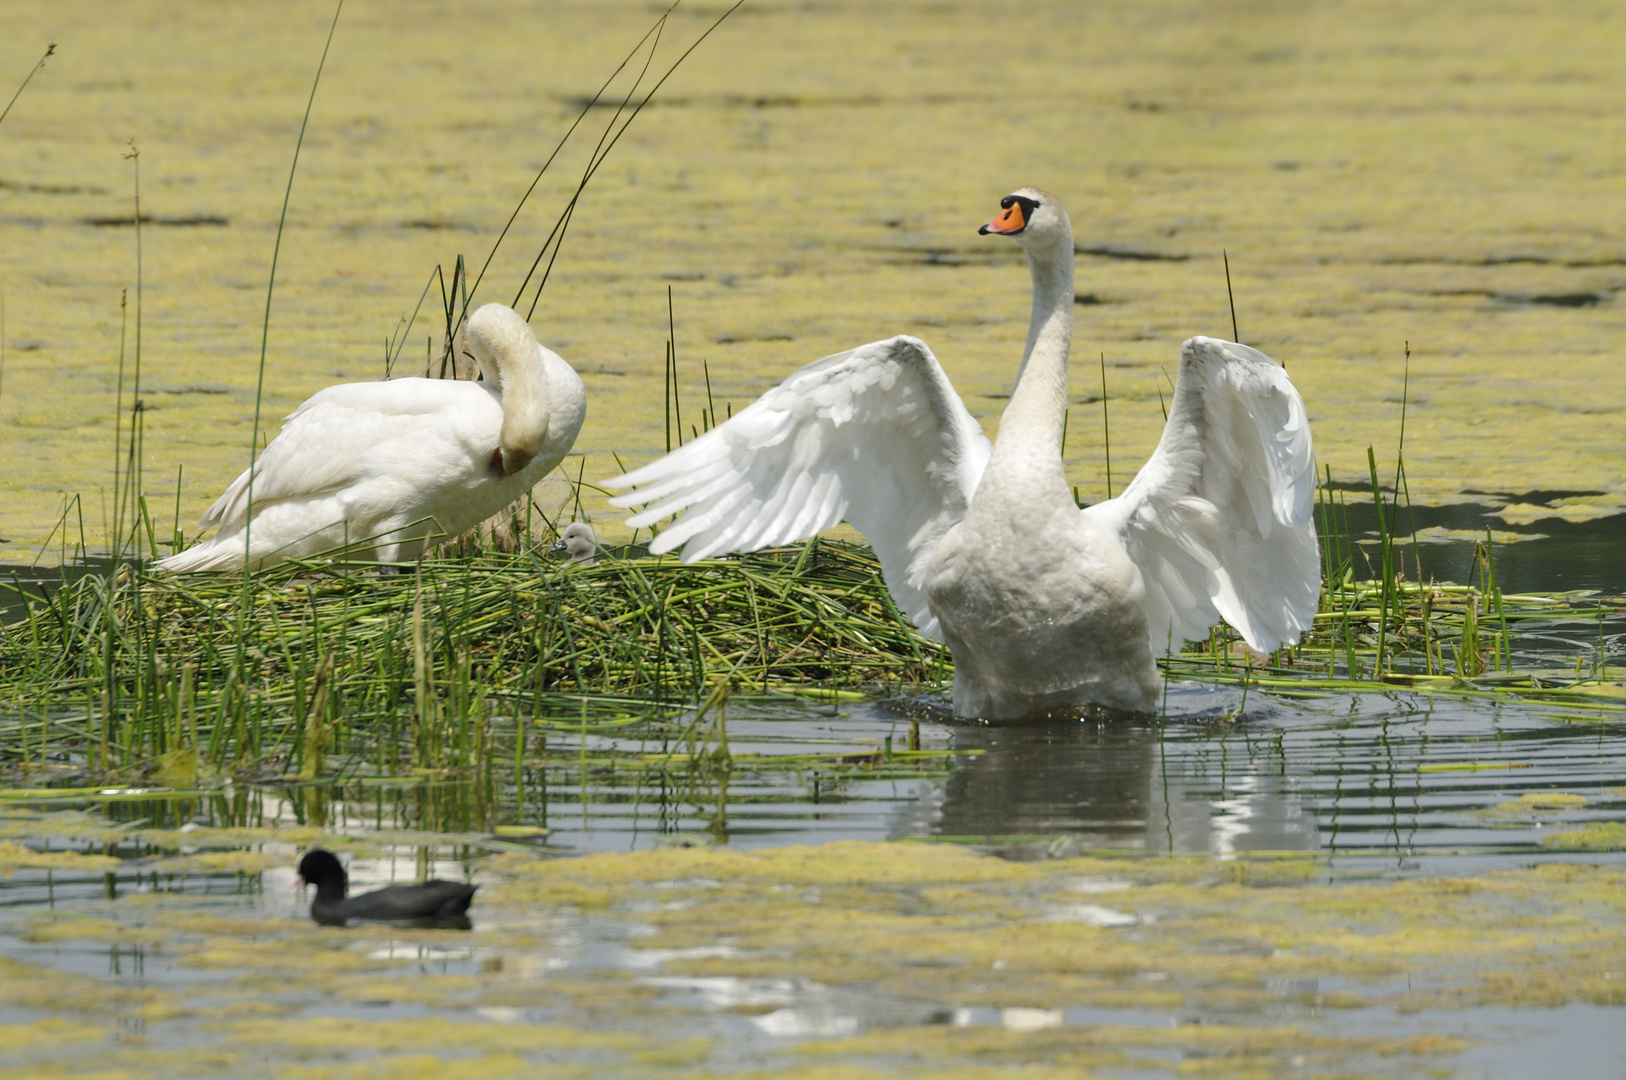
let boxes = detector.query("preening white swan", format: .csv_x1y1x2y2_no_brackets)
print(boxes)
607,188,1318,718
159,303,585,571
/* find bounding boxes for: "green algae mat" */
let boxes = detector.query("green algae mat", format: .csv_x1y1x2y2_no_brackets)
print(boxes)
2,815,1625,1079
2,0,1624,561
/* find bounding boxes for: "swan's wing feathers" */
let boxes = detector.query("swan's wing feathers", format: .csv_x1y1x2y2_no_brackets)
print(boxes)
608,336,991,637
200,381,494,529
1090,336,1318,655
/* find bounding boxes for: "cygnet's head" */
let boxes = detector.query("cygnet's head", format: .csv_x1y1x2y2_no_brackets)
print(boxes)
550,522,598,564
977,186,1071,251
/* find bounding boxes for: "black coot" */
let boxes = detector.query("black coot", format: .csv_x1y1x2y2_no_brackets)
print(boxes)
296,849,477,927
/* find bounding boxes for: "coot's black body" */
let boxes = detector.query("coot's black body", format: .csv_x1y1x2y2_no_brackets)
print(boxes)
296,849,477,927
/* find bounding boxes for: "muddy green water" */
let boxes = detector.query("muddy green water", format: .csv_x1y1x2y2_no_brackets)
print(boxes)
2,0,1624,561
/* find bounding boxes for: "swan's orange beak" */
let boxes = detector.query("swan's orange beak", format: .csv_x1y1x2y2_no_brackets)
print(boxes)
979,200,1026,236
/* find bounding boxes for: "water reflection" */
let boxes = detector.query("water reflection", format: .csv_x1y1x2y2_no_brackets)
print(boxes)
5,679,1622,874
896,687,1320,858
893,681,1626,871
1337,497,1626,595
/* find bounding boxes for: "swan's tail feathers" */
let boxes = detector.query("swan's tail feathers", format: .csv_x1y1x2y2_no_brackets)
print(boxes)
193,459,264,533
155,537,247,573
156,514,456,574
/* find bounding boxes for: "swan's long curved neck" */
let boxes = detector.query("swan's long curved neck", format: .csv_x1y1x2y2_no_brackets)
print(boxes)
496,350,551,473
983,237,1075,498
469,307,552,473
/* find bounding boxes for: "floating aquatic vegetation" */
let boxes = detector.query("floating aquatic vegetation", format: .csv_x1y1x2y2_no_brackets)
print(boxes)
1,830,1623,1079
1542,822,1626,852
5,1,1626,553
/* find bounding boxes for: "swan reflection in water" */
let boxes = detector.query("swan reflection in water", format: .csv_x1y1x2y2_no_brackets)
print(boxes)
891,685,1320,859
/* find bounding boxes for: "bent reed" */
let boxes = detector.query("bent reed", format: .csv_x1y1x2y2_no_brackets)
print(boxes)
0,529,948,783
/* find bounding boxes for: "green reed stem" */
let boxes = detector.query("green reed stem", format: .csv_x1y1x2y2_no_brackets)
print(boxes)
1223,248,1239,342
244,0,344,570
0,42,54,129
1099,354,1112,499
1367,446,1392,675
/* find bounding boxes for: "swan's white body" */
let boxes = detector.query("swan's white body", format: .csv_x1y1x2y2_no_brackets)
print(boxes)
160,304,585,571
608,189,1318,718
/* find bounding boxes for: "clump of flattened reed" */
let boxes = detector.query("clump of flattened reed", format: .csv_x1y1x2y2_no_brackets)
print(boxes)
0,534,945,782
2,527,1620,787
3,434,1622,787
4,516,1618,789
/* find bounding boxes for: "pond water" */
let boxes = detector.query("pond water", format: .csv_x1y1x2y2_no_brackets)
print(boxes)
4,659,1626,1079
3,523,1623,1075
2,520,1623,1079
1336,497,1626,596
9,676,1621,868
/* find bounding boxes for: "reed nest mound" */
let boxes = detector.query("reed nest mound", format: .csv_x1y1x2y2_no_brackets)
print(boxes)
1,506,1621,786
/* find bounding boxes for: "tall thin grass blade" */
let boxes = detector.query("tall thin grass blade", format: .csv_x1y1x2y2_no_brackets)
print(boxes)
519,2,746,320
0,42,54,129
244,0,345,568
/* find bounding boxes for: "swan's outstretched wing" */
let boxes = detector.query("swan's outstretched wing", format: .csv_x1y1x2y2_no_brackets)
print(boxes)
606,335,991,638
1084,336,1319,655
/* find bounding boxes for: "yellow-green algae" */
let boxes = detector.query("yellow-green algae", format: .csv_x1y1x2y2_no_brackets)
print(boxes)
2,0,1624,559
1542,822,1626,852
276,1057,597,1080
0,954,178,1016
1477,791,1589,818
798,1025,1471,1074
0,838,121,874
0,1018,108,1053
220,1015,649,1055
504,844,1626,1010
0,803,497,863
4,823,1626,1078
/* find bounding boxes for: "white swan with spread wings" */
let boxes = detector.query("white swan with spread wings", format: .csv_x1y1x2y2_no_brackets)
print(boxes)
608,189,1318,718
